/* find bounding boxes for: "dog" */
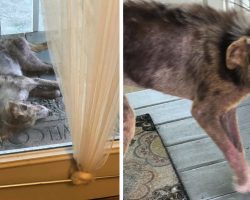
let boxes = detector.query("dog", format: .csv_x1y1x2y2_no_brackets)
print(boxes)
0,37,60,140
124,1,250,193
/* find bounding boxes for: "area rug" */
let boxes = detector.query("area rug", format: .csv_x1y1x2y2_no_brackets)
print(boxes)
124,114,187,200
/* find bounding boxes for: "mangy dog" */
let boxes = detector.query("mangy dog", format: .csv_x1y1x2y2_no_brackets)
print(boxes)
0,37,60,140
124,1,250,193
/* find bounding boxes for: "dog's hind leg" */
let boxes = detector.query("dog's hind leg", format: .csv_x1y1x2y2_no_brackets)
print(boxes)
123,96,135,154
11,37,54,75
20,52,54,75
30,78,61,99
192,103,250,193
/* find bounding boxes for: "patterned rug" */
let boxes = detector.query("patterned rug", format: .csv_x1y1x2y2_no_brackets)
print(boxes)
124,114,187,200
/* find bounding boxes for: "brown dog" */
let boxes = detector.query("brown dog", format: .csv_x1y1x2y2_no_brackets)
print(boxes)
124,1,250,193
0,37,60,139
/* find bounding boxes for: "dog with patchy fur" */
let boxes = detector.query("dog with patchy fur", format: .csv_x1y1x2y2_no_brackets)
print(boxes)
0,37,60,139
124,1,250,193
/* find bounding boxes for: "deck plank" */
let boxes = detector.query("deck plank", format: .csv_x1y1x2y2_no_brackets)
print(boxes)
168,137,224,172
135,99,192,125
168,129,250,173
213,192,250,200
180,161,233,200
25,31,46,43
126,89,179,109
128,91,250,112
156,118,206,146
180,155,250,200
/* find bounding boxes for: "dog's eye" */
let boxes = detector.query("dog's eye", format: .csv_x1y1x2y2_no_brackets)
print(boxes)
21,105,28,111
17,115,25,121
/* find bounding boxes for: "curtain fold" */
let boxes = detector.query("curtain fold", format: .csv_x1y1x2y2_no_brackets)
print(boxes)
41,0,119,184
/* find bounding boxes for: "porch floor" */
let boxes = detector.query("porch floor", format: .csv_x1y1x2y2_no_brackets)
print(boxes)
127,89,250,200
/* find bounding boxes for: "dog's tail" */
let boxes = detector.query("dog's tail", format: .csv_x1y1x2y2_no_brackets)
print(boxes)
29,42,48,52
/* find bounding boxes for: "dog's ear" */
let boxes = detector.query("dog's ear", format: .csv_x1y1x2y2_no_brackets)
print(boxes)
226,37,250,70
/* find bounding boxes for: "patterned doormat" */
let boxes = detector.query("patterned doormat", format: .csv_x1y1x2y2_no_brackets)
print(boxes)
124,114,187,200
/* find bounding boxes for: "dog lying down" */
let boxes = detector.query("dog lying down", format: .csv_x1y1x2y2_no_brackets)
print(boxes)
124,2,250,193
0,37,60,140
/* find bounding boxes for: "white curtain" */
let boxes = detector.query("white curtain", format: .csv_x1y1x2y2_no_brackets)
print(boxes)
41,0,119,184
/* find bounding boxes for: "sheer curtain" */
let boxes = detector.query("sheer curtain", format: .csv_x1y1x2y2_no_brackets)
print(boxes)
41,0,119,184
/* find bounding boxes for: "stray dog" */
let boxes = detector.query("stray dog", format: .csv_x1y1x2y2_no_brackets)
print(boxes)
0,37,60,139
124,1,250,193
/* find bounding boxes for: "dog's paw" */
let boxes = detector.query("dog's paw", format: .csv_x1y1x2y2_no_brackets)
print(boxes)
34,105,50,119
54,90,61,97
234,174,250,193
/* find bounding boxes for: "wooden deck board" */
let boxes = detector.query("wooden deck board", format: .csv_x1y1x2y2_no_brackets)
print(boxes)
180,154,250,200
213,193,250,200
135,99,193,125
156,118,206,146
127,89,250,200
168,137,224,172
180,161,233,200
25,31,46,42
126,89,179,109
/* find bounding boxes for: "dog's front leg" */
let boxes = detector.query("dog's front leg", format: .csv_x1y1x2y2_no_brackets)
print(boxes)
32,78,59,90
29,88,61,99
192,103,250,193
21,54,54,75
220,109,243,155
30,78,61,99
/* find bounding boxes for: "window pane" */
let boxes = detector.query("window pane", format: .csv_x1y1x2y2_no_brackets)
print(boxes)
242,0,250,8
0,0,32,35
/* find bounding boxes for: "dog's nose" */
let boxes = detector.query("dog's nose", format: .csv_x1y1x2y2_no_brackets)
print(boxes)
48,109,53,116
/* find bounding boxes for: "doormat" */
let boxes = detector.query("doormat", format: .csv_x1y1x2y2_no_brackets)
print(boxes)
124,114,187,200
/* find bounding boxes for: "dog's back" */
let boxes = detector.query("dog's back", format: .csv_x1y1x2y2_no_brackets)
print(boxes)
124,2,250,100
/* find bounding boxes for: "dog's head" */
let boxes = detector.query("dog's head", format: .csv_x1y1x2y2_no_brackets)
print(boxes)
226,36,250,84
0,102,50,138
